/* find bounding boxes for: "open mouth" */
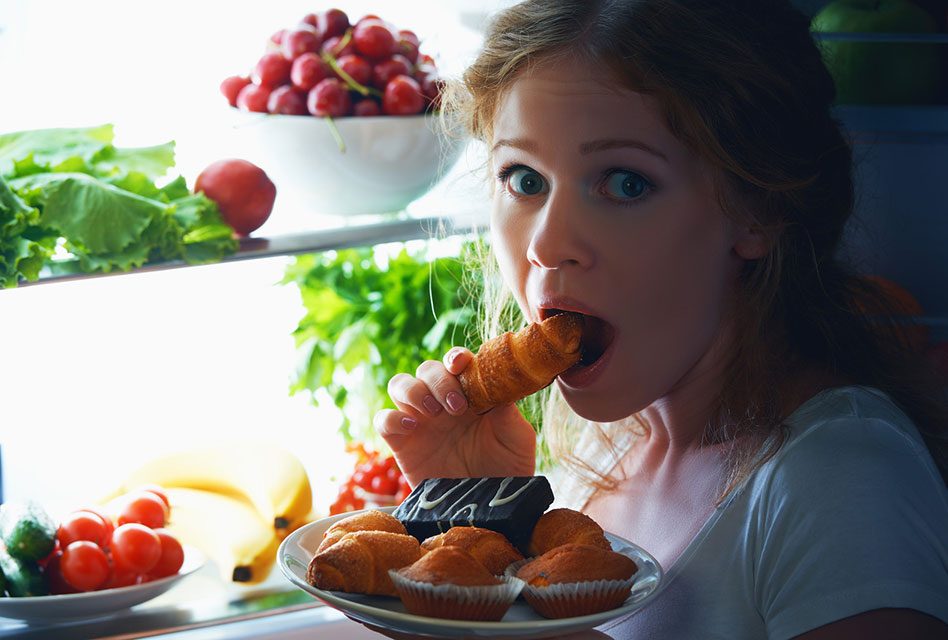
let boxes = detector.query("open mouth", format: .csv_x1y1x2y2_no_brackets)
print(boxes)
540,308,615,368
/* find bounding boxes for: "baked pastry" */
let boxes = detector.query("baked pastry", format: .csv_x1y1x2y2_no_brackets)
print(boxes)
317,509,408,553
527,508,611,556
515,543,638,618
458,312,583,413
422,526,524,575
390,546,524,621
306,530,423,596
393,476,554,553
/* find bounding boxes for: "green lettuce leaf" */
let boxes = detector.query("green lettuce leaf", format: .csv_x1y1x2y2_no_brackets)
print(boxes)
0,125,114,178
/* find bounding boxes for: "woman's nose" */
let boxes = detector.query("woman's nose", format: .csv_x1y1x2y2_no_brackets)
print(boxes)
526,188,595,270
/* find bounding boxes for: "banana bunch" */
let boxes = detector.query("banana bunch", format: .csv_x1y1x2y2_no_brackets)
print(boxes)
109,442,314,585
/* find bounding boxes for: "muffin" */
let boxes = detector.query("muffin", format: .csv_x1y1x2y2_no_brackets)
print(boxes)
390,546,524,621
527,508,611,556
515,543,638,618
421,526,524,575
317,509,408,552
307,530,423,596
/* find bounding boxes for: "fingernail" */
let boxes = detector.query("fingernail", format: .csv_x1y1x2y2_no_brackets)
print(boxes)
401,417,418,430
423,395,443,416
446,348,462,365
445,391,467,414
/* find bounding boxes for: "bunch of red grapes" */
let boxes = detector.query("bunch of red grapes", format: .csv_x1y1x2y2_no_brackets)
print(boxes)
220,8,443,118
329,443,411,515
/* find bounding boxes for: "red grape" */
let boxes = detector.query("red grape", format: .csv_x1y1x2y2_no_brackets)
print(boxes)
383,75,424,115
319,8,350,39
236,84,271,113
336,54,372,87
307,78,352,117
291,53,330,92
353,19,396,60
220,75,251,107
268,86,307,115
253,52,292,88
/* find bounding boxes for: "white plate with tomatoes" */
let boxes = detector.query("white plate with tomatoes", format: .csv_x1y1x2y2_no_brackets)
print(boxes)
0,545,203,621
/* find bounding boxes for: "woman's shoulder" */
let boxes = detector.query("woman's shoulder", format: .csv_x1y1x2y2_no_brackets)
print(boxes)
750,385,945,510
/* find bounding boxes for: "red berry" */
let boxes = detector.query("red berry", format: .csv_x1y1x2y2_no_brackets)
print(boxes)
270,29,286,46
352,19,396,60
319,8,350,39
300,13,319,29
321,35,356,59
268,86,307,115
336,54,372,87
220,75,251,107
419,74,444,109
291,53,330,92
382,75,425,115
397,30,420,63
236,84,271,113
307,78,352,117
353,98,381,117
372,55,412,90
282,26,322,61
253,52,292,88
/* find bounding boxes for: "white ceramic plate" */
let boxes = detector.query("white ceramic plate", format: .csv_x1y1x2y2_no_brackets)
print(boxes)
0,546,203,622
279,507,663,639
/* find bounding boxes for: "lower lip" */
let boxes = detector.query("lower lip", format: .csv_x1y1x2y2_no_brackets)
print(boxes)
558,339,615,390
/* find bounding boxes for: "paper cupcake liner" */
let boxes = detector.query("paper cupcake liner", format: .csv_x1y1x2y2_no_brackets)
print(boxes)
521,577,636,618
389,570,525,621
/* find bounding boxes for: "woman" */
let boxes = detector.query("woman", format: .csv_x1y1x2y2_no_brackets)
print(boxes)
375,1,948,637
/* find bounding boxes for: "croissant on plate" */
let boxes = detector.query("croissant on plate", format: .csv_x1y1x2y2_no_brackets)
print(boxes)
459,312,583,413
317,509,408,553
307,530,423,596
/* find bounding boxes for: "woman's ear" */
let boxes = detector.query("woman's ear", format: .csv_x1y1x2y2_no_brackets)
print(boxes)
733,226,768,260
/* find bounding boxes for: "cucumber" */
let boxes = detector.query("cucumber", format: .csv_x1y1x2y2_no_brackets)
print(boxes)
0,501,56,562
0,547,47,597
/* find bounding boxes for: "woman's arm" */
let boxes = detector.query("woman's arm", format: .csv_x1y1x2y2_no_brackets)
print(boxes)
793,608,947,639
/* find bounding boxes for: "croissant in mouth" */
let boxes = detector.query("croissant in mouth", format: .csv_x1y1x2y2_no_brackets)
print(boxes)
458,312,583,413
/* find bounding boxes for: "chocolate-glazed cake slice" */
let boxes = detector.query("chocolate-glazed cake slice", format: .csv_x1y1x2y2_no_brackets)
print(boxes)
392,476,554,553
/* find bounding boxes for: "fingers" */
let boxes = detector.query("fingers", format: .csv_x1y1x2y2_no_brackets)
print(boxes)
442,346,473,375
374,408,418,441
387,360,469,417
416,359,468,415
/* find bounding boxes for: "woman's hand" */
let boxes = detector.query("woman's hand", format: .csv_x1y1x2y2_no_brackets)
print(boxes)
374,347,537,487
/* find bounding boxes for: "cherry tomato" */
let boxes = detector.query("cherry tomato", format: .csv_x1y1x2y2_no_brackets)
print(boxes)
135,484,171,511
58,510,109,548
149,529,185,579
382,75,425,115
80,506,115,545
111,524,162,574
118,491,168,529
46,552,79,594
103,568,141,590
61,541,110,592
370,473,398,496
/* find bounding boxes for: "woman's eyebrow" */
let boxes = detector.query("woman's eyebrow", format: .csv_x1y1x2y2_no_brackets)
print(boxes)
491,137,538,153
579,139,668,162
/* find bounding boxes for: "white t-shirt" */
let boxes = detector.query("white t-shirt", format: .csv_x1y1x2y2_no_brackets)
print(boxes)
555,386,948,639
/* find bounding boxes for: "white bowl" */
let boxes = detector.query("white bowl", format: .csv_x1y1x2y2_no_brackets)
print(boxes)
225,111,466,218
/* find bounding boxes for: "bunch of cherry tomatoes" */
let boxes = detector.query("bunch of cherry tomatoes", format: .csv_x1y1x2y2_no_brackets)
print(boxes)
329,443,411,515
221,8,442,118
43,486,184,593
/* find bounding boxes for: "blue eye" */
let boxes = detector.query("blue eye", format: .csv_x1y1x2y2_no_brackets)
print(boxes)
602,170,651,201
505,167,547,196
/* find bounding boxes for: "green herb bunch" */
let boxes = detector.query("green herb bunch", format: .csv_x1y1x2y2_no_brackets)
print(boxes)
282,239,484,445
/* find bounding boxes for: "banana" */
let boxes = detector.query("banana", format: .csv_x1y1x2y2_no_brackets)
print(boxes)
163,487,279,584
112,442,313,536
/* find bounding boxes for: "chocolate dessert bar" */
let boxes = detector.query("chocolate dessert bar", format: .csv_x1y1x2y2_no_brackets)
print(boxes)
393,476,554,553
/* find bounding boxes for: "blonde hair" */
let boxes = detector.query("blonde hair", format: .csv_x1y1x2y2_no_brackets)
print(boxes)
444,0,948,497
